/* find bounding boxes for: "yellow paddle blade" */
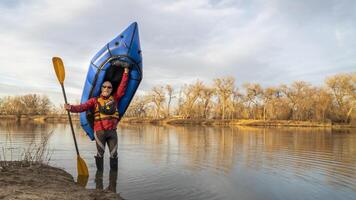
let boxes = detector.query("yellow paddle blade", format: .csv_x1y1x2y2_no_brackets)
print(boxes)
52,57,65,84
77,156,89,177
77,175,89,187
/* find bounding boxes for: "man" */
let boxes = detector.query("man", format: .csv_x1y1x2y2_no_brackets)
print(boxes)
64,66,129,172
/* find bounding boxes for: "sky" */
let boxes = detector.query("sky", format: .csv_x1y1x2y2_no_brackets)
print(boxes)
0,0,355,105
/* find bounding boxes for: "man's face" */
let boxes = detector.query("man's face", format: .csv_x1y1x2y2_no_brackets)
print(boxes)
101,81,113,97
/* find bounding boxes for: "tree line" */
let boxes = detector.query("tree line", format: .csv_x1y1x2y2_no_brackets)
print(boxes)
0,94,54,118
0,72,354,123
126,73,355,123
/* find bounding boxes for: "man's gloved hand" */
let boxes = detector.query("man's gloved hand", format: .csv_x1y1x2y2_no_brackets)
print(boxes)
64,103,71,111
112,60,130,68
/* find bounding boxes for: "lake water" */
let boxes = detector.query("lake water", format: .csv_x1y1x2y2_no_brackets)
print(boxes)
0,120,355,200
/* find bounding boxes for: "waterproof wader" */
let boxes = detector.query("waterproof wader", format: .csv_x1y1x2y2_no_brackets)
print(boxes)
94,129,118,171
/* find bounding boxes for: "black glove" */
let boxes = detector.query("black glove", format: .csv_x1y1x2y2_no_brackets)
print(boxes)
111,60,131,68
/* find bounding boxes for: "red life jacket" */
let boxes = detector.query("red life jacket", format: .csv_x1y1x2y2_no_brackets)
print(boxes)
94,95,119,121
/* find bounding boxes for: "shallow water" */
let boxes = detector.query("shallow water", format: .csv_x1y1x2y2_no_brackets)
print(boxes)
1,120,355,200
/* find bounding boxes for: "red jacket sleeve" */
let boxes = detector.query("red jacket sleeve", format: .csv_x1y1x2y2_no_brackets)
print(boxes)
70,98,97,113
113,72,129,101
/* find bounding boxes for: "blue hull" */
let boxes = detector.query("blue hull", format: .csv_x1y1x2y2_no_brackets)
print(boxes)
80,22,143,140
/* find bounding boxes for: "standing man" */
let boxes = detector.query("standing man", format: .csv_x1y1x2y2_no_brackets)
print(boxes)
64,66,129,172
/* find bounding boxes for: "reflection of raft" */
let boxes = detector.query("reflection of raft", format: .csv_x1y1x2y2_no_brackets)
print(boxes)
80,22,143,140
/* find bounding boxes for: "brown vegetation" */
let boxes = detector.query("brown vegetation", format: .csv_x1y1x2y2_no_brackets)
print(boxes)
0,94,53,119
125,72,355,124
0,73,354,124
0,94,81,121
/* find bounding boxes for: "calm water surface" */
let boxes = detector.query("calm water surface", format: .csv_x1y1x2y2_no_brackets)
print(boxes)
0,120,355,200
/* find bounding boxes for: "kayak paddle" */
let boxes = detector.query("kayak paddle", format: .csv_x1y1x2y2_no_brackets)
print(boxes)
52,57,89,177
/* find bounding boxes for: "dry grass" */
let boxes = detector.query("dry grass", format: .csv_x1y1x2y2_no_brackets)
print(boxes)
121,117,355,128
0,131,53,168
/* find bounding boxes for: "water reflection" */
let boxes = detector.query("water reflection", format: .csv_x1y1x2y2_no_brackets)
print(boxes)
95,170,118,192
0,121,355,200
118,125,356,185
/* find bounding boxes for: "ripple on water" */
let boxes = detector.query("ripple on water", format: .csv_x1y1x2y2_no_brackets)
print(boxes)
1,122,356,200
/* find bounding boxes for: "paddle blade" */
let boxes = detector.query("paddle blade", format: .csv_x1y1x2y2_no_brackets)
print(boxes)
77,175,89,187
77,156,89,176
52,57,65,84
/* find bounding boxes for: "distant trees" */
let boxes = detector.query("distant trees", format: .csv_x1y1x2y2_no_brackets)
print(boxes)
179,81,204,118
0,94,53,117
214,77,235,120
1,72,354,124
165,84,174,117
125,95,151,118
243,83,263,119
125,72,355,123
325,73,355,122
200,85,215,119
151,86,166,118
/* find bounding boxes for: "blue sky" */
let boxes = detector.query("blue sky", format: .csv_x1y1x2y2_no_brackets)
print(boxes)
0,0,355,105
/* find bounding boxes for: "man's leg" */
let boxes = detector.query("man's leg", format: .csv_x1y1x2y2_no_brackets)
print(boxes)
107,130,118,171
94,130,106,171
95,170,104,189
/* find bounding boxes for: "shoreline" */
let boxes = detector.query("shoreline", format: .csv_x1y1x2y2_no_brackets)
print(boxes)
121,118,356,128
0,115,354,128
0,161,123,200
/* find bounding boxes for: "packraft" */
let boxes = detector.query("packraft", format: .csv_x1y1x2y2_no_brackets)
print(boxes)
80,22,143,140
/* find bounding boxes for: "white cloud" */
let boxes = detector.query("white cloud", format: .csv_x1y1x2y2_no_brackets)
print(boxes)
0,0,355,105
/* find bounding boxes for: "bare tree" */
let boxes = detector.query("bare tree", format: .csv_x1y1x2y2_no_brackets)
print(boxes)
1,96,26,118
200,86,215,119
263,87,279,120
214,77,235,119
313,88,332,122
179,81,204,118
231,88,246,119
126,95,152,117
243,83,263,119
151,86,166,118
165,84,175,117
326,73,356,122
0,97,4,115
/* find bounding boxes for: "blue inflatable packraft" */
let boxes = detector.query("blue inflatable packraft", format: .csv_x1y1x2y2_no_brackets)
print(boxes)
80,22,143,140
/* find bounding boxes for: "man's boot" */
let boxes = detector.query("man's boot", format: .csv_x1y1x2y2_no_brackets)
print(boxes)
107,169,118,192
95,170,103,190
95,156,104,172
110,157,118,172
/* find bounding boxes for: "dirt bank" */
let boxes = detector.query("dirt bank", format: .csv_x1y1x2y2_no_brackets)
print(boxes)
0,161,123,200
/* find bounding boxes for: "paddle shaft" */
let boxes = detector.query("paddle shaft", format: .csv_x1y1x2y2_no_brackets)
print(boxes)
60,83,80,156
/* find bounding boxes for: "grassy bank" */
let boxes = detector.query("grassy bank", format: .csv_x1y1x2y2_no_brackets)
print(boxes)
0,114,79,123
1,114,354,128
121,117,355,128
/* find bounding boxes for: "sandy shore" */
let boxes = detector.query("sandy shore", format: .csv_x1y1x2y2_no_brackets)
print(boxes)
0,161,123,200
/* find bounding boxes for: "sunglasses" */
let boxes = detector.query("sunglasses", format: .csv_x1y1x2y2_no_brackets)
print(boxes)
102,85,112,89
